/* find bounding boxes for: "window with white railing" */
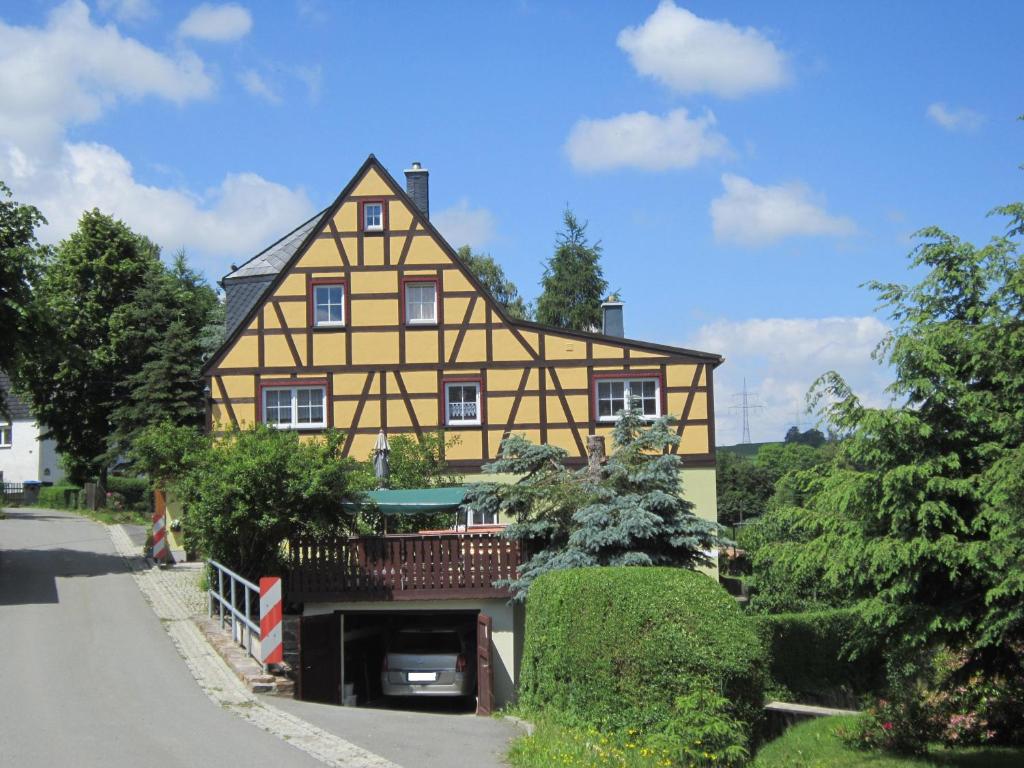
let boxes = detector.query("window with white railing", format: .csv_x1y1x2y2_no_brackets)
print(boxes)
444,382,481,426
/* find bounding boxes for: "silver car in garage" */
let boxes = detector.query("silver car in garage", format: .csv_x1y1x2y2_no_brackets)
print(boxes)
381,628,474,698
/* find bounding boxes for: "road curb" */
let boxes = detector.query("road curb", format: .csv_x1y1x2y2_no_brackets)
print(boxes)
105,523,400,768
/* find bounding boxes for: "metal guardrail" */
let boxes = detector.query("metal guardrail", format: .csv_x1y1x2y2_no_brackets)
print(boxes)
207,559,263,667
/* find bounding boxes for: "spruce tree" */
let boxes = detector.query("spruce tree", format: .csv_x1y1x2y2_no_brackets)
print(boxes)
466,410,720,600
535,210,608,331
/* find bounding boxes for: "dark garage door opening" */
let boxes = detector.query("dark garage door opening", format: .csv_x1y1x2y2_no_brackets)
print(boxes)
298,610,479,713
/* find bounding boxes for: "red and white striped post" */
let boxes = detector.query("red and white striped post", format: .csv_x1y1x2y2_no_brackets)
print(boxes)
260,577,283,667
152,491,169,563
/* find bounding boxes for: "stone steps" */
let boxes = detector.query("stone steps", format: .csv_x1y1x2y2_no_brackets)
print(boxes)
194,616,294,697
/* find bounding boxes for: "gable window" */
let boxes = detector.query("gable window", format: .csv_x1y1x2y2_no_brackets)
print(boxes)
313,283,345,326
594,375,661,421
444,381,481,426
404,280,438,325
0,423,10,448
362,201,385,232
261,383,327,429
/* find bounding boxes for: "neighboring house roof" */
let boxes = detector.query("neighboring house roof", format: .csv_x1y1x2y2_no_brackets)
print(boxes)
0,372,32,421
205,155,724,374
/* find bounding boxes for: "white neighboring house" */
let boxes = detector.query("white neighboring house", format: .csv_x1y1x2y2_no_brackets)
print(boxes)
0,373,64,485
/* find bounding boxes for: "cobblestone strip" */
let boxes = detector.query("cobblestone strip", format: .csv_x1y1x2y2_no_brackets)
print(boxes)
107,524,400,768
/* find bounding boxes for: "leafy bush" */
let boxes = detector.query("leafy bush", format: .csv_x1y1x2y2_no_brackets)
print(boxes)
172,424,362,580
106,475,149,511
38,484,82,509
756,609,884,706
646,685,750,767
520,566,766,735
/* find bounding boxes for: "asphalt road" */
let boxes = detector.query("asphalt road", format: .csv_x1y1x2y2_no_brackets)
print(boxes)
0,507,324,767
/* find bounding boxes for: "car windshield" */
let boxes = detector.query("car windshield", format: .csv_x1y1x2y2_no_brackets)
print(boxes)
389,631,461,654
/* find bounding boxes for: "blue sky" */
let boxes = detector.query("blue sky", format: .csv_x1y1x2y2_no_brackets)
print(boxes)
1,1,1021,443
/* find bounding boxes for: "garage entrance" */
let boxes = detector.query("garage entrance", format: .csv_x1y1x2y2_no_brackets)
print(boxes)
298,609,490,714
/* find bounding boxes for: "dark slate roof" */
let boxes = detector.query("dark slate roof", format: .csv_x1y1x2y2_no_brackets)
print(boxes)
223,275,275,337
0,372,32,421
223,207,327,281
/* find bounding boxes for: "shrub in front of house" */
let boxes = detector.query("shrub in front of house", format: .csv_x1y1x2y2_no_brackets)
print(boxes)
105,476,150,512
519,566,766,736
756,608,885,707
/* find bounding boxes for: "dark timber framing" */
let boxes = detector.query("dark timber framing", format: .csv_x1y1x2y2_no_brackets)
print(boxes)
205,155,723,470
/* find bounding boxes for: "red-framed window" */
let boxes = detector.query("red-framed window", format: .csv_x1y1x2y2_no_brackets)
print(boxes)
257,378,332,430
307,277,349,328
590,371,665,422
441,376,484,426
359,199,388,233
400,276,442,326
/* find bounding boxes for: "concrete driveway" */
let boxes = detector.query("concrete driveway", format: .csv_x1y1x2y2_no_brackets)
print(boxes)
267,694,519,767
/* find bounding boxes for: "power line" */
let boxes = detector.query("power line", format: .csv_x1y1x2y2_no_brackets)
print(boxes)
729,378,764,444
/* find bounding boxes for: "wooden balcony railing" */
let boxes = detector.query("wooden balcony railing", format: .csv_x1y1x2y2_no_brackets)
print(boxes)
285,532,523,601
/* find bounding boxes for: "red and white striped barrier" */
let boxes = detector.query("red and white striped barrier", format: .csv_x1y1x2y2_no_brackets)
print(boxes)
152,506,168,563
260,577,283,666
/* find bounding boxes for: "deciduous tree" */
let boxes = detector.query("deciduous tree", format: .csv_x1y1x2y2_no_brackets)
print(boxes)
0,182,45,417
456,245,530,319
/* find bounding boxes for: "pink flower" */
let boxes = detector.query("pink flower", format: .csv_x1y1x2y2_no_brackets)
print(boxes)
882,722,893,731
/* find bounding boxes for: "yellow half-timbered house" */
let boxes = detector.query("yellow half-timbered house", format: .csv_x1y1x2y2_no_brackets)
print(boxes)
202,155,724,709
204,155,721,507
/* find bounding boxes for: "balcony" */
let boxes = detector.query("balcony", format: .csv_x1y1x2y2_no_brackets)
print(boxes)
285,532,523,602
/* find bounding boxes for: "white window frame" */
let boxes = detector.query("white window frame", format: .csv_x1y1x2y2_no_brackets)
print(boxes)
313,283,345,327
404,281,438,325
363,202,384,232
0,423,10,448
444,382,481,426
595,376,661,422
261,386,327,430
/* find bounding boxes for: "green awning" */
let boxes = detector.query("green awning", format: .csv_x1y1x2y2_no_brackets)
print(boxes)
344,487,469,515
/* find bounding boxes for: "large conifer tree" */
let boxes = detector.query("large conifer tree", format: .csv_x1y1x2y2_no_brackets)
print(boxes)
535,210,608,331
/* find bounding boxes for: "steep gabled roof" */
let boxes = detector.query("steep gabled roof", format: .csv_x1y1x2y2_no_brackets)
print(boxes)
222,207,328,282
204,154,723,374
0,372,33,421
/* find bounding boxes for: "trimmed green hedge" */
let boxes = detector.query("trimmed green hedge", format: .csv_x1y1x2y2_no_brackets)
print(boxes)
519,567,766,732
106,476,150,512
38,484,83,509
757,608,884,706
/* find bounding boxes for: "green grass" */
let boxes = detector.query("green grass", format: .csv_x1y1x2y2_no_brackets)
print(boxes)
70,506,149,526
753,716,1024,768
508,720,673,768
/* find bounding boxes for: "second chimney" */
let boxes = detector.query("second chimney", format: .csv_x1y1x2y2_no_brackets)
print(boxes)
404,161,429,220
601,298,624,337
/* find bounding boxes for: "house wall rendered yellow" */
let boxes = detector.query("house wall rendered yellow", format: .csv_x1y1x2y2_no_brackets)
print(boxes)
204,157,721,521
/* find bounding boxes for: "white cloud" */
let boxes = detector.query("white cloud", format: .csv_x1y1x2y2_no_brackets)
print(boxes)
617,1,789,98
926,102,984,133
565,108,731,172
710,174,856,247
239,69,280,104
433,199,496,249
0,1,213,149
97,0,156,23
177,3,252,42
1,141,314,265
687,316,891,444
0,3,311,272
